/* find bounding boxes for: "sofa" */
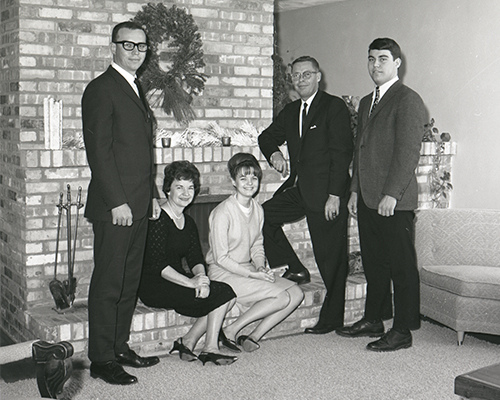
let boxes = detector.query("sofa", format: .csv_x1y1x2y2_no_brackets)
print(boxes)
414,209,500,345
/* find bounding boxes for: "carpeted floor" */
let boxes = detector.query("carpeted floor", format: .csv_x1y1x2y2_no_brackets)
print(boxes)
1,319,499,400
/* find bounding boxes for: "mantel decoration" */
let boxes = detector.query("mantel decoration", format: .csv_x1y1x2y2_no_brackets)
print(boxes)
422,118,453,207
156,120,262,148
133,3,207,124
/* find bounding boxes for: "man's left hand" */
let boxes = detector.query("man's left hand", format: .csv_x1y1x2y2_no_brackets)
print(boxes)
325,195,340,221
378,195,397,217
150,198,161,220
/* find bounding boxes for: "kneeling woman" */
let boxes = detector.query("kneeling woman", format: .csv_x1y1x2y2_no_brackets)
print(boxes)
139,161,237,366
206,153,304,352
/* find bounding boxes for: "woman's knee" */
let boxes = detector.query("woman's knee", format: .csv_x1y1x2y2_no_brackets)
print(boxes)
288,285,304,306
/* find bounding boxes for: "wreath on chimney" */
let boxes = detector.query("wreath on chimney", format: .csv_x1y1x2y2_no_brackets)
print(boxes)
133,3,207,124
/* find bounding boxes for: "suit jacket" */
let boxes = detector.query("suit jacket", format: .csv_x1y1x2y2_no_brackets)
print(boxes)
351,80,426,211
259,90,353,212
82,66,158,222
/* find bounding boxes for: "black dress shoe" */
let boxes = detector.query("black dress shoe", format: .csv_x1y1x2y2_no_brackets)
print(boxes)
366,329,412,352
115,349,160,368
282,269,311,285
336,319,385,338
90,361,138,385
304,322,338,335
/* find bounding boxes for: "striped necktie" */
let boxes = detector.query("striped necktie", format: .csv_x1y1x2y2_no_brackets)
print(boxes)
369,86,380,116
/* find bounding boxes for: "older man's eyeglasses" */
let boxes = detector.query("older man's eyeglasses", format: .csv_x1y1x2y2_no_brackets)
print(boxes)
291,71,318,81
113,41,148,52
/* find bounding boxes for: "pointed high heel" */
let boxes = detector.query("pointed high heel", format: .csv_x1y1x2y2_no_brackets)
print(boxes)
218,329,241,353
198,352,237,366
237,335,260,352
169,338,197,362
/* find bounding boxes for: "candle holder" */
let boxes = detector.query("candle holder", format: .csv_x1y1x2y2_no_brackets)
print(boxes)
162,137,171,148
221,136,231,146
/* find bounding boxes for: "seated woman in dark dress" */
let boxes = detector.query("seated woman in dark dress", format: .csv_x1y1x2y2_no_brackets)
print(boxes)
139,161,238,366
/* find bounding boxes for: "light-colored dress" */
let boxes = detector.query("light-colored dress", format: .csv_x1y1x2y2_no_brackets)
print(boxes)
206,194,295,309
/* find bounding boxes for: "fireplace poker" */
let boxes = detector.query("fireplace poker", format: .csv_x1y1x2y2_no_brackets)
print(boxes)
62,184,79,307
49,192,71,310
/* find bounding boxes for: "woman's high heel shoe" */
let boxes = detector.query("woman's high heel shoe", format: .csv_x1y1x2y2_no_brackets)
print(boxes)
169,338,197,362
218,329,241,353
237,335,260,352
198,352,237,366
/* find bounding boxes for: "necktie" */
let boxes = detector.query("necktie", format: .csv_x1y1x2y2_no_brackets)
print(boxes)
134,78,149,112
301,102,308,136
369,86,380,116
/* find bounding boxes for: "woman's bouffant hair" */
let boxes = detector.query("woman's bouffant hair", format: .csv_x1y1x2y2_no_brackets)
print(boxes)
227,152,262,182
162,161,201,198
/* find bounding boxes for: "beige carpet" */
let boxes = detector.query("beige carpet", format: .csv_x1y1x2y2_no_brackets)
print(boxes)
1,319,499,400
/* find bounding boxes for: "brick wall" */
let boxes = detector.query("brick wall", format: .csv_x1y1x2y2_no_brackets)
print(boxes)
0,0,275,342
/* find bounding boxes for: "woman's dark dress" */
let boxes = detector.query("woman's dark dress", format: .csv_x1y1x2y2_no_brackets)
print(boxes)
139,209,235,318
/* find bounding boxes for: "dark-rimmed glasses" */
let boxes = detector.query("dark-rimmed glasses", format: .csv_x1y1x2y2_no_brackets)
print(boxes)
113,41,148,53
291,71,318,81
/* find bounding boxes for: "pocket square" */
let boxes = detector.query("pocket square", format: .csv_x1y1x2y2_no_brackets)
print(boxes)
310,125,317,130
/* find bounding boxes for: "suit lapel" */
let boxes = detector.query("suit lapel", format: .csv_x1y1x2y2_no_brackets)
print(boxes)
368,80,402,120
302,90,322,137
108,67,150,119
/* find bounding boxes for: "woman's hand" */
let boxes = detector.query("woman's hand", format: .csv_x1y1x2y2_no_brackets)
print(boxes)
250,269,275,283
191,273,210,288
192,273,210,298
195,284,210,299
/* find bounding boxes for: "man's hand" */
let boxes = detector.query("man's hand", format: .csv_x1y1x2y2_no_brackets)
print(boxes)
270,152,289,178
150,198,161,220
325,194,340,221
111,203,133,226
347,192,358,218
378,195,397,217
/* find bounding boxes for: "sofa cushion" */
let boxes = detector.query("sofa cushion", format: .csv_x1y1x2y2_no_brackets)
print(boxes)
420,265,500,301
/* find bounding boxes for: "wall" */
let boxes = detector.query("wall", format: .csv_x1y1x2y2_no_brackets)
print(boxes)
0,0,275,342
277,0,500,209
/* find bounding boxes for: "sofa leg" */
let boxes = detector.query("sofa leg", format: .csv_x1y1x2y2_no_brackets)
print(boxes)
457,331,465,346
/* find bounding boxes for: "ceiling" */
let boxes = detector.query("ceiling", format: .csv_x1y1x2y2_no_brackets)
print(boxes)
275,0,346,13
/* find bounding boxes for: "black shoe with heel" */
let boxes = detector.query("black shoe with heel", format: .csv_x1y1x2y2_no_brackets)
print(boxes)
169,338,197,362
219,329,241,353
198,352,237,366
237,335,260,352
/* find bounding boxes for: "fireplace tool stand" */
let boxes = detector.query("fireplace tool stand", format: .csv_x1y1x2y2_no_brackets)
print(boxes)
49,184,83,313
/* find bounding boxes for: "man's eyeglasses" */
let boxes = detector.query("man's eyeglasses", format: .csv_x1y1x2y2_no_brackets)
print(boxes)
291,71,318,81
113,41,148,53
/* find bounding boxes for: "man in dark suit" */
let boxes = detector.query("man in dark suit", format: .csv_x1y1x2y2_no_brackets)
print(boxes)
82,21,160,385
259,56,353,334
336,38,426,351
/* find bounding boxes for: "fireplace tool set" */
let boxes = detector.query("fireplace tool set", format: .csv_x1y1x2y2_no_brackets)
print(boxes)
49,184,83,312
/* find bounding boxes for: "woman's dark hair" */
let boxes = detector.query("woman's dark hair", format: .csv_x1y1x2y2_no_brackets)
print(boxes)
162,161,201,198
227,152,262,183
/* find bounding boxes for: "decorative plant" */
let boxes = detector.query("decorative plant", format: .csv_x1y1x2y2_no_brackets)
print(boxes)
271,52,293,117
423,118,453,208
342,95,360,144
